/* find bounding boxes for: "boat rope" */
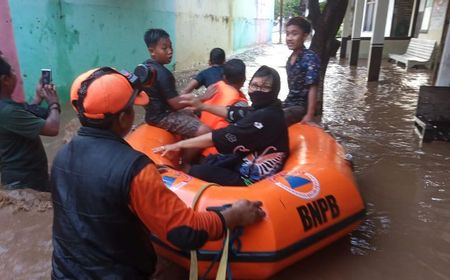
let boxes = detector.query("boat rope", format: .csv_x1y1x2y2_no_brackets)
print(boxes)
190,182,232,280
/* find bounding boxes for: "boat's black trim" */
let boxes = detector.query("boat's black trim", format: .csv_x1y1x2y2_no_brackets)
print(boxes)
150,208,366,262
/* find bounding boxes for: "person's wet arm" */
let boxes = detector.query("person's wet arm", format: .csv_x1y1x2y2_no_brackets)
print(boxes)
39,84,60,136
302,85,317,123
129,164,223,250
301,52,320,123
129,163,265,250
180,79,200,95
153,133,214,157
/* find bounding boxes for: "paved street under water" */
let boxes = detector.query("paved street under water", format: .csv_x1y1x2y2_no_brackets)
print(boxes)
1,42,449,279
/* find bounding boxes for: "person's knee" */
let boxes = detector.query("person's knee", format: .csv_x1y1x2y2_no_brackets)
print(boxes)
283,106,305,126
194,124,211,137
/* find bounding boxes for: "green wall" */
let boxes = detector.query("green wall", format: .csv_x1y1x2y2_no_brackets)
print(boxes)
9,0,274,103
232,0,274,50
10,0,176,103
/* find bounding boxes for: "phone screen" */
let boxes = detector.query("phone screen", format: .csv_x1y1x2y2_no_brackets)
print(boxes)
41,69,52,85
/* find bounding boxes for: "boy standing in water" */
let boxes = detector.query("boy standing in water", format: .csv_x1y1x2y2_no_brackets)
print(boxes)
142,28,211,139
180,47,226,95
284,17,321,125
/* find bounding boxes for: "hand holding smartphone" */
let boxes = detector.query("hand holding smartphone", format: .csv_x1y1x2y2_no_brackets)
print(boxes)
41,69,52,85
39,68,59,105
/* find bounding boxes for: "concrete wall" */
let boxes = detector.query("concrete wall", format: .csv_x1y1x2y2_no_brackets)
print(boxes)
231,0,274,51
0,0,24,101
174,0,274,70
7,0,176,103
2,0,274,102
436,27,450,86
418,0,449,45
174,0,232,70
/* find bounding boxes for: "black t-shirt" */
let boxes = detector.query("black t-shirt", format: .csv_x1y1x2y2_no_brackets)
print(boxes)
212,101,289,183
194,65,224,88
143,59,179,124
0,99,49,190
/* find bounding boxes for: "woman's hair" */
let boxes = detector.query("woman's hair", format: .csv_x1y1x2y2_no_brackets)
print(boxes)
250,65,281,96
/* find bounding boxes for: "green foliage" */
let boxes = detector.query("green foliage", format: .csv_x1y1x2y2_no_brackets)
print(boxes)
274,0,302,18
336,25,343,37
274,0,327,19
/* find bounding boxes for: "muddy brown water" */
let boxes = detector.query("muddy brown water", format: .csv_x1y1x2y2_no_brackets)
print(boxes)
1,43,449,280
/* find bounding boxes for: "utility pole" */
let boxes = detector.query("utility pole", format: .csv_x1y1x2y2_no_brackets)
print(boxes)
279,0,284,44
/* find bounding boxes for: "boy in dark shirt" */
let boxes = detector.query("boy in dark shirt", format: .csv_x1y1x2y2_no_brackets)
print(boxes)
142,29,211,139
181,47,226,95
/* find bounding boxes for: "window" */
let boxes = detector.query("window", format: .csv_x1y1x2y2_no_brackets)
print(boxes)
363,0,376,32
420,0,433,32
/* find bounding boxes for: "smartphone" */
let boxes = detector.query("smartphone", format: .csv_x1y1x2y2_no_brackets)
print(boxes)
41,69,52,85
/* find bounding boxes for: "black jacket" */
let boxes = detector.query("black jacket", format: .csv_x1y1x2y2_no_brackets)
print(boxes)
51,127,156,279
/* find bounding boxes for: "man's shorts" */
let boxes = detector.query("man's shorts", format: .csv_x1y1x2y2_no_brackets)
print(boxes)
157,110,202,138
283,105,306,126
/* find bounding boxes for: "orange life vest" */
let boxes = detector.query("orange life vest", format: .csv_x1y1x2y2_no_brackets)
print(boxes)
200,81,248,130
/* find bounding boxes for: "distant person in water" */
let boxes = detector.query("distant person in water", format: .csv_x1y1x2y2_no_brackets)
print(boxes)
180,47,226,95
283,16,320,125
0,53,60,192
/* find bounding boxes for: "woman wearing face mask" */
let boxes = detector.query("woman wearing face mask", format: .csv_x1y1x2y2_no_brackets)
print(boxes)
153,65,289,186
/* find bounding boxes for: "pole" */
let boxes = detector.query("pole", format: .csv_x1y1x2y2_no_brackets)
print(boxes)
279,0,284,44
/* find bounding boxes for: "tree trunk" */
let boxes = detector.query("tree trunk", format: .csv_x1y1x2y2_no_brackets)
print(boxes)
307,0,349,116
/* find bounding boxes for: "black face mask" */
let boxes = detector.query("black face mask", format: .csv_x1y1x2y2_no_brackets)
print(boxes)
249,91,278,109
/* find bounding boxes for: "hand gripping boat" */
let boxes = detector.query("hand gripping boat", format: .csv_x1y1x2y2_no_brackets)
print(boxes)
126,123,366,279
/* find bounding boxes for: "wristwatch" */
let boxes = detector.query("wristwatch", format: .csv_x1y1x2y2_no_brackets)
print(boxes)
48,102,61,113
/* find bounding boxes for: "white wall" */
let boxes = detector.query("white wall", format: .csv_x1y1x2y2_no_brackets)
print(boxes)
436,27,450,86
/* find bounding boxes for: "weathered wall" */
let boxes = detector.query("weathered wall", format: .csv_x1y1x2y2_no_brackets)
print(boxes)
436,26,450,86
0,0,25,101
174,0,232,70
418,0,449,44
8,0,176,102
174,0,274,70
231,0,274,51
4,0,274,102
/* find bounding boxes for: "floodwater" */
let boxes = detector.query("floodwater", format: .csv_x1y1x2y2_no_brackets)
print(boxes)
1,43,449,280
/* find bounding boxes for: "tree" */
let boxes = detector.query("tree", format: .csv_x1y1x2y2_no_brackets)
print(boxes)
307,0,349,115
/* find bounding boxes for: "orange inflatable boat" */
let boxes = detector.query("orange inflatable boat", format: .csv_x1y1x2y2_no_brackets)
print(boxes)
126,123,366,279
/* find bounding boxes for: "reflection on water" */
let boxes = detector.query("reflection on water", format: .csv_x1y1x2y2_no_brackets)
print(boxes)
1,43,449,279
